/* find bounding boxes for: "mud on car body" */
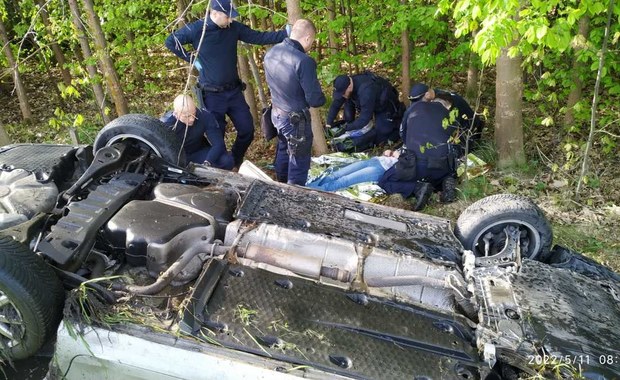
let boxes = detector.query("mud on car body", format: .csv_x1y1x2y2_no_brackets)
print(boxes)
0,114,618,380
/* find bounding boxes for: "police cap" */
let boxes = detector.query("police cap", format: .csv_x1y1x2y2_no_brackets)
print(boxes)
409,83,429,101
333,75,350,100
212,0,239,18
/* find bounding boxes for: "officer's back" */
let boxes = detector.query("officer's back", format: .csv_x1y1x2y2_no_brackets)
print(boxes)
264,40,325,113
404,101,456,159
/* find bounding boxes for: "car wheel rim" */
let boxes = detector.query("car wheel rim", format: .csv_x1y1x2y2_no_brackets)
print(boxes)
471,219,541,260
106,134,163,158
0,291,26,349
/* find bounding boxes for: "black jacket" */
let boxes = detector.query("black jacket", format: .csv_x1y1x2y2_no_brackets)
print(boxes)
326,72,397,131
166,17,286,87
264,38,326,113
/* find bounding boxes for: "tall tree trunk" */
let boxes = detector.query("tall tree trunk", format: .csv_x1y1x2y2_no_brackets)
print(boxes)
400,0,410,105
246,47,268,109
260,0,272,30
176,0,191,27
36,0,72,86
466,55,479,103
68,0,110,124
576,0,614,197
286,0,302,22
495,45,525,167
82,0,129,116
237,51,258,124
0,17,32,121
345,0,359,73
285,0,329,155
126,31,142,85
564,15,590,129
327,0,338,54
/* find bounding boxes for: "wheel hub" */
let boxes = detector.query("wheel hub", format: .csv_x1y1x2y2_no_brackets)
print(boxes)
473,219,541,260
0,291,25,349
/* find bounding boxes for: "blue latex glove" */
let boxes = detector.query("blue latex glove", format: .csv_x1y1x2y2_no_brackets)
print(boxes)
285,24,292,36
193,57,203,72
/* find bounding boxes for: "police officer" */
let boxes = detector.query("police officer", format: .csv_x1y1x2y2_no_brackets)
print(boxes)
264,19,326,185
325,72,402,151
165,0,287,168
161,94,234,170
408,83,484,148
379,88,460,210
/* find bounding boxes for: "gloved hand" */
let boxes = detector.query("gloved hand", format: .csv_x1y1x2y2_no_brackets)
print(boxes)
326,124,346,138
285,24,292,36
193,57,204,72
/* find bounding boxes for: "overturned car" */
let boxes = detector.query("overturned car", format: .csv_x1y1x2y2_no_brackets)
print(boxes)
0,114,618,380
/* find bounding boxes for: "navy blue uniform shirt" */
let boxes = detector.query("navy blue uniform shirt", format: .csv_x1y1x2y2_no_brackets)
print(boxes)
402,101,457,159
264,38,326,113
326,73,383,131
160,109,226,165
166,17,286,87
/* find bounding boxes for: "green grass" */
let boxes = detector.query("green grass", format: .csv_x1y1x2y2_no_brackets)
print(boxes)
553,224,620,272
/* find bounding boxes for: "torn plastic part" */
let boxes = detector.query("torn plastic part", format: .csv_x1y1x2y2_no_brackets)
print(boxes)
483,343,497,368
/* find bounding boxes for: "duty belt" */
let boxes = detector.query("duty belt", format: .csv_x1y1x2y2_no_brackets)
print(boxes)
273,107,310,157
198,80,244,93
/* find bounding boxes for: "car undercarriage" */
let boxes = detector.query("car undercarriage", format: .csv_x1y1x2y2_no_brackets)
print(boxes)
0,115,618,380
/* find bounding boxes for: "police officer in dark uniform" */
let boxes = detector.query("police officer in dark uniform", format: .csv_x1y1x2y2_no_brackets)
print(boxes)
264,19,326,185
325,72,402,151
407,83,484,148
379,89,459,210
161,95,234,170
165,0,287,168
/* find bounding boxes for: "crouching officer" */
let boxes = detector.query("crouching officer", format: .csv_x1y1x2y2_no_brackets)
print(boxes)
379,89,460,210
161,94,234,170
165,0,287,168
408,83,484,149
264,19,326,185
325,72,403,151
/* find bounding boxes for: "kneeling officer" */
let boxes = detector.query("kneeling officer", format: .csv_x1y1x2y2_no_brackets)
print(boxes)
161,94,234,170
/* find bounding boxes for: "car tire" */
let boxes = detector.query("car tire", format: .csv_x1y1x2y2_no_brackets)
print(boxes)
0,236,64,360
455,194,553,261
93,114,186,166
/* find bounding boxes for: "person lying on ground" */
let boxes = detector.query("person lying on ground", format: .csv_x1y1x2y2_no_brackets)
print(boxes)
306,150,400,191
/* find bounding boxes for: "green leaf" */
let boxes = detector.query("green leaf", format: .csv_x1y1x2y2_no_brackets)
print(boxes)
472,5,481,20
541,116,554,126
536,25,548,40
73,114,85,128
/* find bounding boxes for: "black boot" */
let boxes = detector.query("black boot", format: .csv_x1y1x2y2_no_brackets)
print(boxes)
413,182,433,211
440,176,457,203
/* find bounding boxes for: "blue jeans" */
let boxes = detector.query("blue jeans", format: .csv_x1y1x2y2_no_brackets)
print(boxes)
272,109,313,186
307,157,386,191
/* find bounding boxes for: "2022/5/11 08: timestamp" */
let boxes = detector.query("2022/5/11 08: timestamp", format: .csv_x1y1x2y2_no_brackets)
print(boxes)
527,353,619,366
